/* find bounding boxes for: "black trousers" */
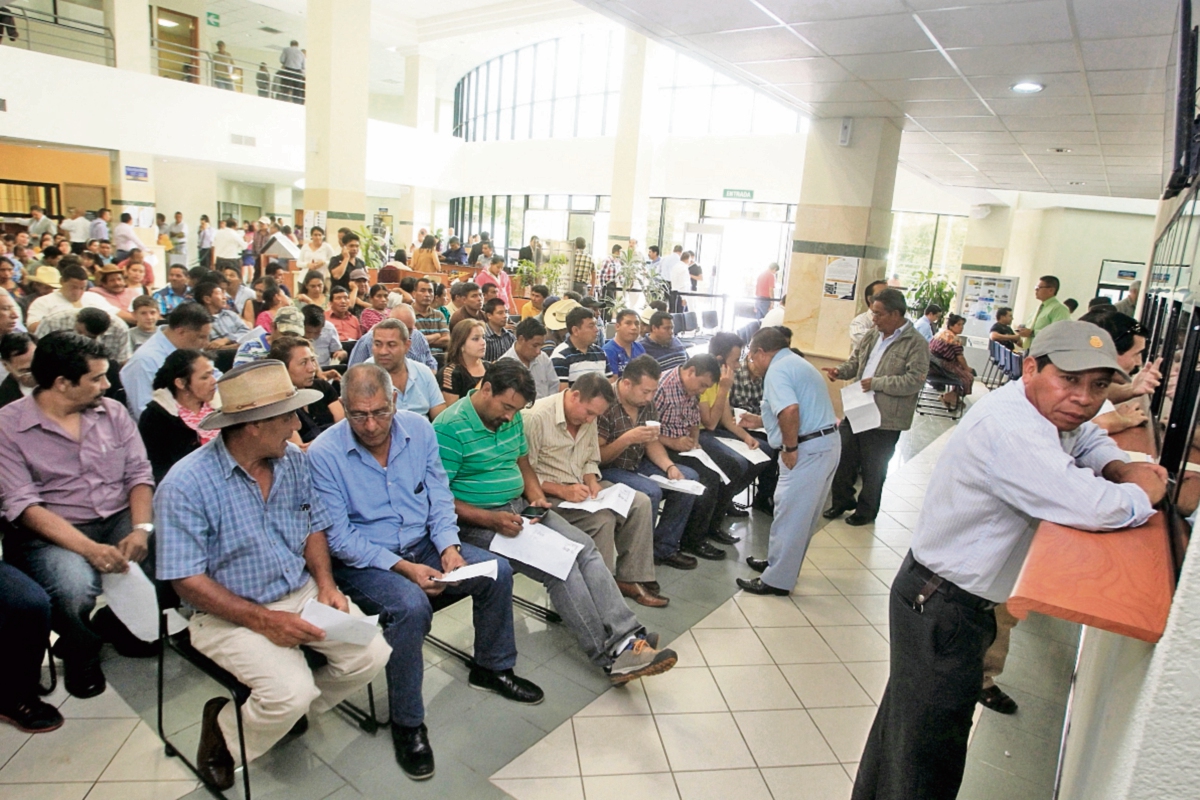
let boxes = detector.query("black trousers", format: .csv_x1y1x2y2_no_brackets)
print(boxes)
0,561,51,707
667,451,722,548
852,554,997,800
831,425,901,520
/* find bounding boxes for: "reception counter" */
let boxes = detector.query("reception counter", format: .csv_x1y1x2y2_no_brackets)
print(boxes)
1007,422,1176,643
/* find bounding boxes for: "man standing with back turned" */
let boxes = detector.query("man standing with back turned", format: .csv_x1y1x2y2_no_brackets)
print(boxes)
852,321,1164,800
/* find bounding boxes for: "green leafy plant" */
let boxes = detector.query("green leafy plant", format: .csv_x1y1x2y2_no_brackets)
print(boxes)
516,254,567,295
356,225,387,272
906,268,956,325
611,248,667,308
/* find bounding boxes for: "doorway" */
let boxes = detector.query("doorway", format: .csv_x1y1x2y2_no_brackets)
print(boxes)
154,7,199,83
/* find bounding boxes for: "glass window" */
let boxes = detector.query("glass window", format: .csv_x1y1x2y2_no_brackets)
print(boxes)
571,195,596,211
533,42,555,102
513,104,531,140
662,199,702,248
702,200,742,219
577,94,605,138
527,195,546,210
548,194,570,210
887,212,969,292
500,53,516,108
553,96,577,138
531,101,552,139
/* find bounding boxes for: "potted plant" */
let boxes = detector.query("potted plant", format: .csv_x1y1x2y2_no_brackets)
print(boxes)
355,224,388,272
516,254,567,296
906,268,956,329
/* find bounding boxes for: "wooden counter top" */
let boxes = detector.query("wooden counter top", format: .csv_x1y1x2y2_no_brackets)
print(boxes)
1007,422,1176,643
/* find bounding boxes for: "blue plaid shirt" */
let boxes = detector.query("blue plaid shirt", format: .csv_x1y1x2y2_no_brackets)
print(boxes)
152,286,191,315
348,326,439,372
155,436,334,604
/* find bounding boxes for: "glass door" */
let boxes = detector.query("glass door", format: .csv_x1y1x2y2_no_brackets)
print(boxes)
154,8,198,83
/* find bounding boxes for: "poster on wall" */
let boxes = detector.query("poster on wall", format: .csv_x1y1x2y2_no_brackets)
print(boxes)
956,271,1020,339
823,256,859,300
303,210,327,236
137,207,156,228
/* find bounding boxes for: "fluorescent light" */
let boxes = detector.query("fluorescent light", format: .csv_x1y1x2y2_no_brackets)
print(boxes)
1068,181,1086,186
1011,81,1044,94
157,18,178,28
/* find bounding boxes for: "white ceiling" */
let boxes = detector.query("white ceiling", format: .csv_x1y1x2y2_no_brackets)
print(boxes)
203,0,598,98
575,0,1181,200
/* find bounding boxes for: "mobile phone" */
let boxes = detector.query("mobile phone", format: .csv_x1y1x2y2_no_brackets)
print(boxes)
520,507,548,521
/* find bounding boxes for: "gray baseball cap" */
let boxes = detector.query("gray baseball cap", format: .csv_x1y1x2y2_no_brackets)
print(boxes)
1029,320,1130,384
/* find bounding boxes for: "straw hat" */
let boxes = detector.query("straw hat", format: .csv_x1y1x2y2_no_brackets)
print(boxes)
543,298,581,331
638,306,658,326
31,266,62,288
96,264,124,277
199,360,323,430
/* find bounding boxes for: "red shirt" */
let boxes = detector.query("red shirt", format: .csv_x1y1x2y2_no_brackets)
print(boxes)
755,270,775,299
325,309,363,341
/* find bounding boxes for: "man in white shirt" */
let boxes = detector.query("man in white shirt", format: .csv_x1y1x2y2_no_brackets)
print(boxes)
23,206,57,239
848,279,889,349
27,262,118,333
167,212,189,266
60,208,92,254
89,209,112,243
112,213,146,262
212,219,246,272
852,320,1165,800
657,245,681,285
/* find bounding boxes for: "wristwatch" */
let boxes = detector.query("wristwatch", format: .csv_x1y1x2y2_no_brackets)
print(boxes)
781,445,799,453
133,523,155,534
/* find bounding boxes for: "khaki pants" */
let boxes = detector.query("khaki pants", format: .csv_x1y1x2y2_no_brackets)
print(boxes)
551,482,656,583
981,603,1019,689
189,578,391,764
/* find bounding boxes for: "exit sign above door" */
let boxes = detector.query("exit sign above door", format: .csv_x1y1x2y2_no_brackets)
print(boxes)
206,12,220,27
722,189,753,200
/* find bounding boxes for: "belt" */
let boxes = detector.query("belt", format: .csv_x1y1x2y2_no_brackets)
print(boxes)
905,552,997,613
796,425,838,445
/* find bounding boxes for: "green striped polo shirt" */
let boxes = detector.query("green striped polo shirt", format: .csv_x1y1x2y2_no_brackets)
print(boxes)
434,391,527,508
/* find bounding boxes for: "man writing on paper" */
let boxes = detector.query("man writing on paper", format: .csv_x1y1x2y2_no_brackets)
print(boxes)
154,361,391,791
737,328,840,595
823,288,929,526
523,372,663,607
308,364,540,781
434,359,677,686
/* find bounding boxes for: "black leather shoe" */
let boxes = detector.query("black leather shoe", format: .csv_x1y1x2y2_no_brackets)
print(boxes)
683,541,727,561
979,686,1019,715
392,723,435,780
845,514,875,526
655,551,697,570
63,654,106,699
197,697,235,790
709,529,741,545
745,557,768,573
823,505,855,520
92,605,158,658
0,698,64,734
736,577,790,596
468,667,544,705
724,506,750,518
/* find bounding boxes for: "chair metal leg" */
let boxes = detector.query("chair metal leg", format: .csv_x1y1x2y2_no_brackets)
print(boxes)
334,681,382,734
424,634,476,666
513,595,562,624
38,637,57,696
234,698,251,800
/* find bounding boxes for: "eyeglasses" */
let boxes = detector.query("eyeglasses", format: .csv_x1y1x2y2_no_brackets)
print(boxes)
346,408,393,424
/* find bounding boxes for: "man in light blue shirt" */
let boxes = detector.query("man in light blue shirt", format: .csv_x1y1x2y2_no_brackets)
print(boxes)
854,320,1164,800
120,303,213,420
348,308,438,372
737,327,840,596
913,303,942,342
308,364,542,779
367,319,445,419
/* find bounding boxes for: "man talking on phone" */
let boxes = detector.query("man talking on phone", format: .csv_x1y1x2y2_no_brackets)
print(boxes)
434,359,677,686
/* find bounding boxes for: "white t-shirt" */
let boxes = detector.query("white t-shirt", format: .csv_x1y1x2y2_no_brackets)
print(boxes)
27,291,118,327
299,242,337,277
761,307,785,328
61,217,92,243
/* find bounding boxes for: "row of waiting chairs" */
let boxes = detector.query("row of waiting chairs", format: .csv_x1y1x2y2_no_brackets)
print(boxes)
980,340,1022,388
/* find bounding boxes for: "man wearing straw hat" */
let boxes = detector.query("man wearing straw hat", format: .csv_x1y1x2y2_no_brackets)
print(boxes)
155,360,392,790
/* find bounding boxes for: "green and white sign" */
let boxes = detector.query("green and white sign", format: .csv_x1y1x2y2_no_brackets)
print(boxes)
722,189,753,200
206,12,219,27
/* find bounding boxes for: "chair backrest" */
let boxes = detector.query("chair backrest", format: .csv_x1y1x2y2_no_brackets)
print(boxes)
672,312,687,332
684,311,698,331
605,322,617,339
701,310,718,329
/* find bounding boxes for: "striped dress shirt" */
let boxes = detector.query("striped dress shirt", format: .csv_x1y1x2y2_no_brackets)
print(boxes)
912,379,1156,603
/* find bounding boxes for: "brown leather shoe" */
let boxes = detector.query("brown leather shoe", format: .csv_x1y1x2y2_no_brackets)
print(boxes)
617,581,669,607
197,697,235,790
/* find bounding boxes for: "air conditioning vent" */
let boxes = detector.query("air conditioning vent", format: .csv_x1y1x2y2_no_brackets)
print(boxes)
259,26,282,34
0,99,6,112
231,134,257,147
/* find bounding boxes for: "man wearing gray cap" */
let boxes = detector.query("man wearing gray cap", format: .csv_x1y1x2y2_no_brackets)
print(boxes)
852,320,1167,800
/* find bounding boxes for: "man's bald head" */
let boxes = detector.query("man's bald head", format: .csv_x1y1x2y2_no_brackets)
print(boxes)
390,303,416,331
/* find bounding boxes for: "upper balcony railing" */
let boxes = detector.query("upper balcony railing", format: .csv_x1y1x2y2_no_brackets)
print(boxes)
149,38,305,104
0,5,114,66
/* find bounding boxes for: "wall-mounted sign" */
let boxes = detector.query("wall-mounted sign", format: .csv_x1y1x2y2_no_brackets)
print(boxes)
378,207,389,213
823,256,859,300
206,12,219,27
722,189,754,200
124,166,148,182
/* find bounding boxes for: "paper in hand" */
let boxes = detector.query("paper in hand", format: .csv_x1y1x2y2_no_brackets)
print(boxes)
300,599,380,646
431,559,499,583
557,483,637,517
648,474,708,495
490,520,585,581
101,562,163,643
714,437,771,464
679,448,731,483
840,382,881,433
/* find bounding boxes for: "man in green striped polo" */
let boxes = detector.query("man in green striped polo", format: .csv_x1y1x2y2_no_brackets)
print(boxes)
1017,274,1072,348
434,360,677,686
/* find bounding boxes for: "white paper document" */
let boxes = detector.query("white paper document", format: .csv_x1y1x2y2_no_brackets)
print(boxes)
733,408,765,432
714,437,772,465
679,448,731,483
648,474,708,496
558,483,637,517
300,599,381,647
101,562,165,643
840,382,882,434
489,521,585,581
431,559,499,584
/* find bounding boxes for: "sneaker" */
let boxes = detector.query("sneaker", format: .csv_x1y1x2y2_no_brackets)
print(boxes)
609,640,677,686
0,699,64,733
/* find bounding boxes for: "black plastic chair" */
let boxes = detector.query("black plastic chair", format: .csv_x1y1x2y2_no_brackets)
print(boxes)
155,585,380,800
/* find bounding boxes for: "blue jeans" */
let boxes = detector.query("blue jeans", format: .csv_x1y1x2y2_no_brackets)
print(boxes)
0,561,52,706
331,539,516,728
601,459,698,559
7,509,140,660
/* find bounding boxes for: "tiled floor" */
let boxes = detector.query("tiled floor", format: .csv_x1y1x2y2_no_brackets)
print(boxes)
0,411,1079,800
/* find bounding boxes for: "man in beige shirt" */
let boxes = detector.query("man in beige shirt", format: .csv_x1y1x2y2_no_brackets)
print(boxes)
522,372,663,607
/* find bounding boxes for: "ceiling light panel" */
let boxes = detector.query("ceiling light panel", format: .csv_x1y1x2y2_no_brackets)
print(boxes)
790,14,931,56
